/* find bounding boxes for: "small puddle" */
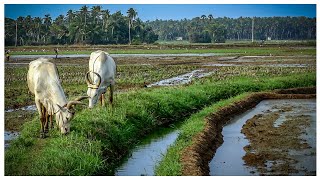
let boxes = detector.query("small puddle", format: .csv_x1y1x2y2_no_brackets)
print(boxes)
5,105,37,112
204,63,241,67
5,105,37,148
115,129,180,176
209,99,316,175
147,69,215,87
5,131,20,149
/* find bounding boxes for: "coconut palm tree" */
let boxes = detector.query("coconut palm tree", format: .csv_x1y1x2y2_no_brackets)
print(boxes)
91,5,102,25
101,9,110,31
66,10,74,27
43,14,52,43
33,17,42,43
127,8,138,45
80,5,89,42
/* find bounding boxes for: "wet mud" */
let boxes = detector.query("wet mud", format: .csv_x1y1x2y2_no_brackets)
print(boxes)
180,87,316,175
241,99,316,175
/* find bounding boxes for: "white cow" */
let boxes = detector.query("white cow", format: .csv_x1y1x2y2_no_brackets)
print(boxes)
86,50,116,108
27,58,88,138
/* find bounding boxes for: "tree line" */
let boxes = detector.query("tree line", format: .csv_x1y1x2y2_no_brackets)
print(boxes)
146,15,316,43
5,7,316,46
5,6,158,46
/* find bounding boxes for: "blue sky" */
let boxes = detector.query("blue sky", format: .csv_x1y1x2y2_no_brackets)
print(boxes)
4,4,316,21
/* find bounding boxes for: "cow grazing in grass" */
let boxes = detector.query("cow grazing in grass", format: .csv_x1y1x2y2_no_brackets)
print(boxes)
27,58,88,138
86,50,116,108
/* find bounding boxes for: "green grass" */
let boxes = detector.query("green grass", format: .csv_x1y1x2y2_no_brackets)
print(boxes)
5,72,316,175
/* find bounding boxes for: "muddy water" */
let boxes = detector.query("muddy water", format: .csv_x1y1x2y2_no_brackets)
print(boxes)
5,131,20,149
147,69,215,87
209,99,316,176
5,105,37,112
5,105,37,148
115,129,179,176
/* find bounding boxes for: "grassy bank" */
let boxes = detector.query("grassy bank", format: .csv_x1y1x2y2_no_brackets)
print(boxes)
5,72,316,175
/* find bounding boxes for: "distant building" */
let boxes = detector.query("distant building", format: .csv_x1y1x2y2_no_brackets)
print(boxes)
176,37,183,41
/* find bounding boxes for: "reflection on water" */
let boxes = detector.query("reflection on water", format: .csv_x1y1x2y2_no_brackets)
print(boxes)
5,131,20,149
115,130,179,176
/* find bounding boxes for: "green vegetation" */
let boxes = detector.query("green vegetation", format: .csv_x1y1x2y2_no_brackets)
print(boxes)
5,6,158,46
148,16,316,42
5,5,315,46
5,72,316,175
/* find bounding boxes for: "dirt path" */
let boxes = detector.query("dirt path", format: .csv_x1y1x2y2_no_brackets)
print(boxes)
180,87,316,175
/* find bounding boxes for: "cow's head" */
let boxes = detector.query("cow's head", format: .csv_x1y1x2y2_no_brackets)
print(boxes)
86,71,102,108
55,97,88,134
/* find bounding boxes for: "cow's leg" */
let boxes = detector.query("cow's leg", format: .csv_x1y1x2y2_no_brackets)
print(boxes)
101,93,105,107
40,104,46,138
50,114,54,129
35,100,44,138
109,84,114,105
44,108,49,134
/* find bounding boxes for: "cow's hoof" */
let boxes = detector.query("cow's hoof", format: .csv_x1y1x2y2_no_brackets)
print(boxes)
40,133,45,139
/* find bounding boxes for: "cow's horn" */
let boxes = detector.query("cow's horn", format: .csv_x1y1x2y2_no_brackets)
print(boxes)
85,71,101,87
85,71,93,85
74,96,90,101
91,71,102,87
66,101,85,109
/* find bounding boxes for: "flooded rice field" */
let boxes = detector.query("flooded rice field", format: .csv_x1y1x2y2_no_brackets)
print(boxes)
4,51,316,176
209,99,316,176
115,129,180,176
4,55,316,148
